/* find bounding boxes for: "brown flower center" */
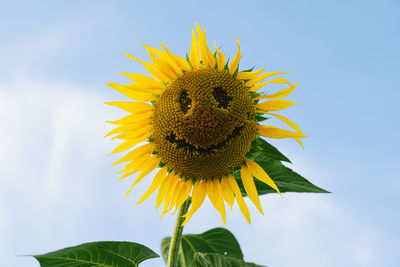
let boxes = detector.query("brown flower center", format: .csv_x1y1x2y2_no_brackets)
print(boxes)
153,68,257,179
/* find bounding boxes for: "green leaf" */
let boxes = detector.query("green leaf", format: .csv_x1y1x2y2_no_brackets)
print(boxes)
255,115,269,122
248,137,291,163
33,241,159,267
162,228,243,266
194,253,265,267
235,152,329,196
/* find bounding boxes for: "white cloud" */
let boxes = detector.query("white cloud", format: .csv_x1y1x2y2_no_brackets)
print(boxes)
0,81,117,264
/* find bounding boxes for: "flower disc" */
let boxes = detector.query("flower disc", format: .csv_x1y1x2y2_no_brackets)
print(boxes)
153,68,257,179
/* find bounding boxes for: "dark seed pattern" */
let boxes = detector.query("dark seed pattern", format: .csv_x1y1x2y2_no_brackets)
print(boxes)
179,90,192,114
212,86,232,109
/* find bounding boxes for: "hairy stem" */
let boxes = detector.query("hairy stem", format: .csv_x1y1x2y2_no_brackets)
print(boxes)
167,198,191,267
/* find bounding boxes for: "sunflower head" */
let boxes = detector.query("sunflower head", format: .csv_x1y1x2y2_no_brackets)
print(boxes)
154,68,257,179
106,23,306,226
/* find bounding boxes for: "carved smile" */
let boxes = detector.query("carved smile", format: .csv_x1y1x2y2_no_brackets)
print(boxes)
165,126,243,155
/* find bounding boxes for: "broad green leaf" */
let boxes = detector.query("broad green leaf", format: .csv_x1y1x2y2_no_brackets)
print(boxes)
248,137,291,163
162,228,243,266
194,253,265,267
34,241,159,267
234,152,329,196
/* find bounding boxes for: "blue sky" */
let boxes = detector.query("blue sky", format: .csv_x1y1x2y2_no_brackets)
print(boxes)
1,0,399,266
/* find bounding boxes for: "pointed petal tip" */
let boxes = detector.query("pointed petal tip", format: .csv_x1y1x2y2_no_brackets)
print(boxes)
109,162,117,167
235,38,241,46
125,53,138,61
160,42,168,51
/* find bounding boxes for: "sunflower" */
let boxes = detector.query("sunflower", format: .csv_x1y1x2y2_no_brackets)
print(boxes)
106,23,306,226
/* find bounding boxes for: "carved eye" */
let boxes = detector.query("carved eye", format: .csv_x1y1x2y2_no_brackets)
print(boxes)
179,90,192,114
212,86,232,109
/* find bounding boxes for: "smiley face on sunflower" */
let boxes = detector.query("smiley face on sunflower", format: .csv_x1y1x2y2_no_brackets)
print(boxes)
106,23,306,226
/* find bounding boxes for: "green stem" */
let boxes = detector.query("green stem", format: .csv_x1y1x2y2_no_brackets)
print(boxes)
167,198,191,267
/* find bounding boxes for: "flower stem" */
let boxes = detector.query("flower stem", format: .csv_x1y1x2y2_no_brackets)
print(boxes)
167,198,191,267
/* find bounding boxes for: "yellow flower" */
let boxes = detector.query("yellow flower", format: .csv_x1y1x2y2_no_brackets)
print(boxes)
106,23,306,226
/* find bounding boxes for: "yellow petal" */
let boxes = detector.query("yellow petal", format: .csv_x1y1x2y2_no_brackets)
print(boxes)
182,180,207,226
106,113,151,125
161,42,192,72
138,166,168,204
248,81,269,92
263,112,305,148
172,180,193,214
227,174,251,224
203,28,216,68
255,83,299,99
195,23,215,68
245,159,281,195
125,157,158,197
105,121,151,138
168,180,185,212
108,82,161,95
221,176,235,209
125,53,169,82
214,41,226,71
207,179,226,226
190,29,200,69
119,73,163,90
147,51,177,80
119,171,135,184
237,68,265,80
130,156,159,188
111,130,150,142
117,152,152,177
256,99,300,112
247,73,291,87
125,159,160,197
143,43,184,75
110,125,151,141
265,112,302,134
229,38,241,74
142,43,163,55
108,118,151,136
257,125,307,139
160,176,180,218
113,125,152,141
108,137,146,155
110,143,153,166
105,101,153,114
240,165,264,214
156,172,175,210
